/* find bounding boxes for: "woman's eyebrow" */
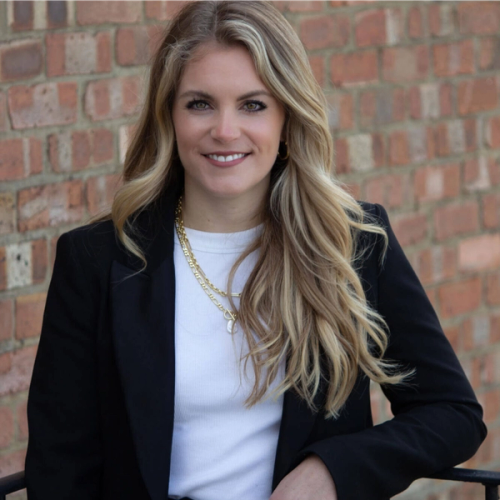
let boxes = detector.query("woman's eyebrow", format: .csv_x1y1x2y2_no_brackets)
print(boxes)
178,90,272,101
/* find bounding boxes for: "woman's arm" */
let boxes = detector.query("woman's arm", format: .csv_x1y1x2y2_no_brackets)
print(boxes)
285,203,487,500
25,230,103,499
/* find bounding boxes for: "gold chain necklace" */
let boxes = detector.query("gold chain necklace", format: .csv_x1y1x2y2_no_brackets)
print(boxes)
174,196,241,334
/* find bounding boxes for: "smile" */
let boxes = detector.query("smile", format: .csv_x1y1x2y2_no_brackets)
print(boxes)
205,153,249,162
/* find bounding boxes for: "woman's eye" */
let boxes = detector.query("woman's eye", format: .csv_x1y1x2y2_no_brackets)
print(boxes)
186,99,266,112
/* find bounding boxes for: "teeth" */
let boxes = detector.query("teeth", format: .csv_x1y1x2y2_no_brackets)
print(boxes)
207,153,246,162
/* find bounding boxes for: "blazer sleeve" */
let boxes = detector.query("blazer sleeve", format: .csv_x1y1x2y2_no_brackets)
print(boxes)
298,203,487,500
25,231,103,499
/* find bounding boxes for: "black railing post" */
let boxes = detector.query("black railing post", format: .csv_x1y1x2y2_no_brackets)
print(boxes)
485,484,499,500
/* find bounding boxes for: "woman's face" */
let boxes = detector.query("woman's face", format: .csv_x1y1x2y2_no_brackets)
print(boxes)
172,42,286,206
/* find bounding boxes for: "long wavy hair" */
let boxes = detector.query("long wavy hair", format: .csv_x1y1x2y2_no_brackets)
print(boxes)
91,0,411,418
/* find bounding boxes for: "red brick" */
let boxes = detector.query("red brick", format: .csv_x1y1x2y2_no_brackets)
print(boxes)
486,272,500,306
443,325,461,352
76,0,142,25
0,39,43,82
483,388,500,424
8,82,77,129
0,137,43,181
0,193,15,235
0,407,14,449
459,234,500,272
288,1,324,12
0,299,13,341
16,293,47,340
92,129,114,164
440,84,453,117
334,138,349,174
382,46,429,83
410,246,456,287
363,173,410,209
433,40,474,78
483,193,500,229
327,93,353,131
0,449,26,478
31,239,47,284
435,120,476,158
0,345,37,396
458,77,498,116
300,14,349,50
84,76,142,121
486,117,500,149
116,27,158,67
465,157,499,192
391,212,428,247
86,174,122,216
145,1,188,21
355,9,386,47
463,315,491,351
47,0,68,29
414,163,460,203
72,131,91,170
388,130,409,166
309,56,325,88
408,6,424,39
429,4,454,37
330,51,378,87
119,123,138,164
10,1,33,31
458,2,500,35
359,88,405,127
438,277,482,320
372,133,385,168
17,181,84,232
408,125,435,164
479,37,500,71
17,399,28,441
343,183,360,200
46,32,111,77
0,91,7,132
0,247,6,291
434,201,480,241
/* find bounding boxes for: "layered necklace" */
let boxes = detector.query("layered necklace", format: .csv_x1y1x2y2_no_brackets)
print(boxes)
174,196,242,334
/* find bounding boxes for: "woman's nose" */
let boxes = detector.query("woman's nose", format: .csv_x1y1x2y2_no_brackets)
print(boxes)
211,110,241,142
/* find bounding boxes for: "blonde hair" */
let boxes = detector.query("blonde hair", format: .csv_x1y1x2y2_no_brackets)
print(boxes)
91,0,411,418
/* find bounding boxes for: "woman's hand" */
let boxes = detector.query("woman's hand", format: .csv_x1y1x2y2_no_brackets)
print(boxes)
269,454,338,500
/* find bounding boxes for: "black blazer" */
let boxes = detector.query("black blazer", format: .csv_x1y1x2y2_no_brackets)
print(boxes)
25,190,487,500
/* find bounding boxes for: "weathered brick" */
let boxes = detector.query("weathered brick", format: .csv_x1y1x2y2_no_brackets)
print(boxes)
486,116,500,149
458,77,498,116
412,84,453,120
300,14,349,50
31,239,47,284
408,6,424,39
433,40,474,78
479,37,500,72
330,51,378,87
408,124,434,164
119,123,138,164
483,193,500,229
0,449,26,478
47,0,68,29
76,1,142,25
8,82,78,129
49,128,114,172
0,299,13,341
17,181,84,232
0,137,43,181
438,277,482,319
145,1,189,21
288,1,324,12
391,212,428,247
355,9,386,47
86,174,122,216
346,134,376,172
359,88,405,127
334,138,349,174
0,407,14,449
326,92,353,131
486,272,500,306
434,201,480,241
84,76,142,121
410,245,456,287
0,193,15,235
463,315,491,351
0,92,7,132
465,157,499,192
429,3,454,37
0,39,43,82
0,345,37,396
10,1,33,31
0,247,7,291
459,234,500,272
382,46,429,83
363,173,410,209
115,26,163,67
6,242,32,290
15,293,47,340
444,325,461,352
388,130,409,166
309,56,325,88
435,119,476,158
17,399,28,441
46,32,111,77
458,2,500,35
414,163,460,203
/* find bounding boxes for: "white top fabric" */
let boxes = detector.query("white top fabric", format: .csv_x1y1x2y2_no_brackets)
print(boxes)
169,224,285,500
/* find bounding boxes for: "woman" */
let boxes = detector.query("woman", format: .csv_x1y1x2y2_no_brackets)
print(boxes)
25,2,486,499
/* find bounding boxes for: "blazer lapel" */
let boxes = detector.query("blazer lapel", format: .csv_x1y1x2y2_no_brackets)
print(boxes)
111,190,178,500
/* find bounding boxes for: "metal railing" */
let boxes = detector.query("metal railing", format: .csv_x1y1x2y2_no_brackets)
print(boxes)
1,468,500,500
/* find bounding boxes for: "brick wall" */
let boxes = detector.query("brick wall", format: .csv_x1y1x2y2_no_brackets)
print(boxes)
0,1,499,499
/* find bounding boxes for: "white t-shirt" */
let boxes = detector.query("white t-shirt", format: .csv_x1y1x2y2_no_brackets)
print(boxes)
169,224,285,500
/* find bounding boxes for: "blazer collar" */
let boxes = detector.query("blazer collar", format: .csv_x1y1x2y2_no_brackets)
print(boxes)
110,189,317,499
